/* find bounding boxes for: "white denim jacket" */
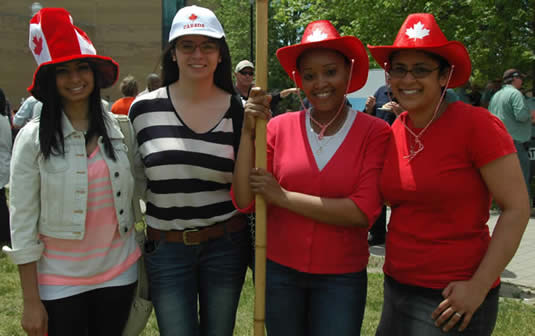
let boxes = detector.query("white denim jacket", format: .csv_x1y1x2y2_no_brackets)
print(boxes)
3,112,145,265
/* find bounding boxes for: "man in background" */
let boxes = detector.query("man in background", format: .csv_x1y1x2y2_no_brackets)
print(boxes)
13,96,41,129
489,68,531,195
234,60,255,105
112,75,139,115
138,73,162,96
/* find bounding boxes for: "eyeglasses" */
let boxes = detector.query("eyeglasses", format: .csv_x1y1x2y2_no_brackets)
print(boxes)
388,66,440,79
239,71,254,76
176,40,219,54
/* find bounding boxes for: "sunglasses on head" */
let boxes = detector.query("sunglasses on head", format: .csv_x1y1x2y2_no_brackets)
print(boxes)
239,70,254,76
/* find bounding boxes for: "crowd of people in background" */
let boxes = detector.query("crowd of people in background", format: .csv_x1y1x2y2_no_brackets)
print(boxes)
0,5,532,336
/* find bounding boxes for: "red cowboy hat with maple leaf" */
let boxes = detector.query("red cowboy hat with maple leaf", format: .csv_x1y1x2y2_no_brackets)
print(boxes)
276,20,369,93
28,8,119,100
368,13,471,88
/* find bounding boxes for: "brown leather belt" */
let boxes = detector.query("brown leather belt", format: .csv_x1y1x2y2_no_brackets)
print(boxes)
147,215,247,245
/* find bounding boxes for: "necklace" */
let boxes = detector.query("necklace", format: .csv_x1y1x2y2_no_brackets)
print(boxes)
309,104,346,140
403,126,424,161
308,110,347,155
311,130,340,155
401,67,454,161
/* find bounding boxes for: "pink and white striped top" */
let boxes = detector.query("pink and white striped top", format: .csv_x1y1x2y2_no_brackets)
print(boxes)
38,146,140,290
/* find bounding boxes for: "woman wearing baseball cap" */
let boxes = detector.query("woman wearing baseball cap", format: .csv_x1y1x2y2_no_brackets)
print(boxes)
3,8,141,336
232,20,390,335
368,13,529,335
128,5,248,336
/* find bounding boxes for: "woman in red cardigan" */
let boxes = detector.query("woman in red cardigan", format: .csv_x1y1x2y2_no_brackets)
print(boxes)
368,13,529,335
232,20,390,336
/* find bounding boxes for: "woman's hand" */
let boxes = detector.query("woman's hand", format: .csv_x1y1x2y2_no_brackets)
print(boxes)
431,279,488,332
243,87,272,138
21,299,48,336
249,167,287,207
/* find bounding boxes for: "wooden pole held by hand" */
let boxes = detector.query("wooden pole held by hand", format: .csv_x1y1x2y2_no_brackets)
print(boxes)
254,1,268,336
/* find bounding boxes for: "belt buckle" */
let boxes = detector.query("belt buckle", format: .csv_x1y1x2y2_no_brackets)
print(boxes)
183,228,200,245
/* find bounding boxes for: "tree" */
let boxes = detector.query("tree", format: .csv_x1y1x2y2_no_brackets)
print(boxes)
216,0,534,96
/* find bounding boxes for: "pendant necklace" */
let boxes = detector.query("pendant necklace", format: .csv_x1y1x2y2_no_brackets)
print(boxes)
308,108,346,155
308,102,346,140
401,67,454,161
311,129,339,155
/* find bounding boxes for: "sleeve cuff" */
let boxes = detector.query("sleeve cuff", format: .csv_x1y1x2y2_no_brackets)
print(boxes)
230,188,255,214
2,242,44,265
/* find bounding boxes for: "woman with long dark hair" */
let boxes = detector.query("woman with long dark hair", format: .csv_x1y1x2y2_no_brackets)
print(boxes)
128,5,248,336
3,8,140,335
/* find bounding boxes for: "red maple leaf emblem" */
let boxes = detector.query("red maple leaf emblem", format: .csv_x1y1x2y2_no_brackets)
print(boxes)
32,36,43,55
189,14,198,21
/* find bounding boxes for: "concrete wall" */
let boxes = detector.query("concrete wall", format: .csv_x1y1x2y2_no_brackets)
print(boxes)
1,0,162,108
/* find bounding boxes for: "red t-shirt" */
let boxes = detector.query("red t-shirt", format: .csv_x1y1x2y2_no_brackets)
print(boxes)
264,110,390,274
380,101,515,289
111,97,135,116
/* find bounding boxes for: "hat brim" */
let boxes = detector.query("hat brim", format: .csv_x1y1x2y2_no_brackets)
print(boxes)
276,36,369,93
169,31,224,43
368,41,471,88
504,72,527,80
28,55,119,101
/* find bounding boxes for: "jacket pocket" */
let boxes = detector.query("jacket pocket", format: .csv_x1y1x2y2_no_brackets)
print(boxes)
39,153,71,232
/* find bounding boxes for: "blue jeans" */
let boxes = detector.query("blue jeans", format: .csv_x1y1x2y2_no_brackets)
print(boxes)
144,227,250,336
375,276,499,336
266,259,367,336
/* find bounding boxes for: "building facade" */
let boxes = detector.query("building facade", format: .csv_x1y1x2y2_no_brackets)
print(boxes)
0,0,207,109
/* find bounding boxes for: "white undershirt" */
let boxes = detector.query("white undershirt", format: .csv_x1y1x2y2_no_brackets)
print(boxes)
306,109,357,170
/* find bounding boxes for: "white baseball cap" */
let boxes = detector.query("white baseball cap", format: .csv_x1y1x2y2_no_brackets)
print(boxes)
168,5,225,43
235,60,255,73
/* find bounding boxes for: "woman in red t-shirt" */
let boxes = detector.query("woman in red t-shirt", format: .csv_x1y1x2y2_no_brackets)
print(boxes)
368,13,529,335
233,20,390,335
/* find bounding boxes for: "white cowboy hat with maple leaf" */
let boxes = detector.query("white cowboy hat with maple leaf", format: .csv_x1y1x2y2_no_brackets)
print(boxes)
368,13,471,88
27,8,119,100
168,5,225,43
276,20,369,93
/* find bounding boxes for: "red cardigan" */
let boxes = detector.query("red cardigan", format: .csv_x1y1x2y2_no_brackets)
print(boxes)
253,110,391,274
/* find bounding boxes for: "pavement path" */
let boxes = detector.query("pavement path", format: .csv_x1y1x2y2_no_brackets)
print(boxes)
487,212,535,290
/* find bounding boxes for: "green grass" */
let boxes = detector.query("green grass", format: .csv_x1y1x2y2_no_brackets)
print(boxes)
1,252,534,335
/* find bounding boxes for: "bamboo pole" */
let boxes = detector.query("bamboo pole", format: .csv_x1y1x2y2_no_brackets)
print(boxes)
253,1,268,336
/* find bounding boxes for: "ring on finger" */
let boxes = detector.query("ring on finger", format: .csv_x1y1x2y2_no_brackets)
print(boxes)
454,312,463,318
